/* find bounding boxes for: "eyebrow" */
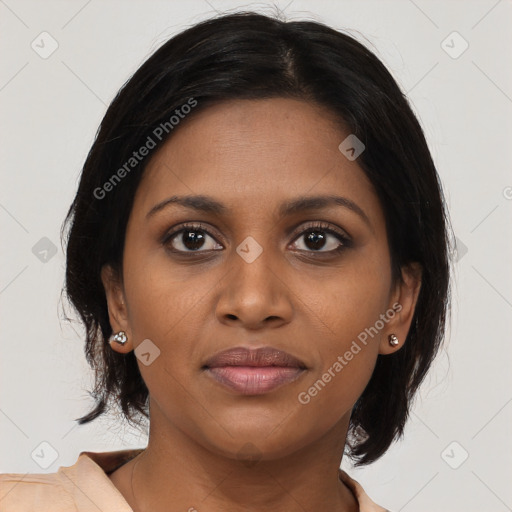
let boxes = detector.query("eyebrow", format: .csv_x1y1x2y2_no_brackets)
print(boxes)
146,194,372,229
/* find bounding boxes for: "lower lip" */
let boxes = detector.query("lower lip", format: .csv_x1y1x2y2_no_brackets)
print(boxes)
205,366,305,395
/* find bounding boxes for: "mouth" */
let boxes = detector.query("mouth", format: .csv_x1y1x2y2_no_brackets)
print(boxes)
202,346,307,395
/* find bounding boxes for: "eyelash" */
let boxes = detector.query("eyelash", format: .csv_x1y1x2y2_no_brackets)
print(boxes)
161,221,352,256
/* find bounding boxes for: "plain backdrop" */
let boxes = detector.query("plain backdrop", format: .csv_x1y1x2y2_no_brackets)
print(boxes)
1,1,511,511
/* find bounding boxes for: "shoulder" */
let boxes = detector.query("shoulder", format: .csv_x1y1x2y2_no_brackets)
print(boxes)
0,449,142,512
339,470,392,512
0,470,74,512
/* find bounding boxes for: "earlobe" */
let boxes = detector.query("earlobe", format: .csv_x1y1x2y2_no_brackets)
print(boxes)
379,262,422,355
101,264,132,352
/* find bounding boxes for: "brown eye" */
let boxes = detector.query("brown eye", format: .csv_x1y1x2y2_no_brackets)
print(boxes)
290,222,351,254
163,224,223,253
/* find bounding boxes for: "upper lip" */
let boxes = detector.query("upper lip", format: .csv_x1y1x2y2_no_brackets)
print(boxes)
203,346,307,369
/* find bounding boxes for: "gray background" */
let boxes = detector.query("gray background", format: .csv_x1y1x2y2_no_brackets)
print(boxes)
1,1,511,511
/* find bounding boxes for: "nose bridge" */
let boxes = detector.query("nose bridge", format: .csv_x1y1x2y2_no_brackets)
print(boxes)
215,231,292,327
230,206,276,276
232,232,278,297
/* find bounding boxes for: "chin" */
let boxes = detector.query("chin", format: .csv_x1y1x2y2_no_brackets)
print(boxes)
199,422,315,463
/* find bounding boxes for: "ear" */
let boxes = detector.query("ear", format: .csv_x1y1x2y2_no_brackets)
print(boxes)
101,264,133,353
379,262,422,355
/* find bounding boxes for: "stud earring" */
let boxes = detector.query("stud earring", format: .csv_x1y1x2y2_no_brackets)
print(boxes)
388,334,399,346
109,331,127,346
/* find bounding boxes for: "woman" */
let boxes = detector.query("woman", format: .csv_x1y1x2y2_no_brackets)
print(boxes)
0,11,452,511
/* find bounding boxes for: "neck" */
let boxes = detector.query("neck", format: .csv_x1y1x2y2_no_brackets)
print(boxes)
128,403,358,512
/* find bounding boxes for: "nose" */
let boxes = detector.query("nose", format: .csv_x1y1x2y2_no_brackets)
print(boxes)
214,243,293,330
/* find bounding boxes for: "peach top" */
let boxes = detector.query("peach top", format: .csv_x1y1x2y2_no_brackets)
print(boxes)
0,449,390,511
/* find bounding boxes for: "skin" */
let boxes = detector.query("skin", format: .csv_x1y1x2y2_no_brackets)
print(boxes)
102,97,422,512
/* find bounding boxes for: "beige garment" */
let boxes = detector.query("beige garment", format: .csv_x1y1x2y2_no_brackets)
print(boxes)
0,449,390,511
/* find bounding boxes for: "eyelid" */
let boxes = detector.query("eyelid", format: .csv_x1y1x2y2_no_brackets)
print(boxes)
161,220,352,252
160,221,220,245
289,220,352,244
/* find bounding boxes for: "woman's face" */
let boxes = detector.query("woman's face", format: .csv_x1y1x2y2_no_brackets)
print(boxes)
103,98,421,460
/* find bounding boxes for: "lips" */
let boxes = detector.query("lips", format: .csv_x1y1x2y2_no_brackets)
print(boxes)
202,347,307,395
203,347,307,369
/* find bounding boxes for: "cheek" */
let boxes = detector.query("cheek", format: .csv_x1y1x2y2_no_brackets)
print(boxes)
302,257,391,349
123,247,204,340
293,257,390,413
296,287,381,426
121,258,205,407
297,350,376,421
122,248,217,394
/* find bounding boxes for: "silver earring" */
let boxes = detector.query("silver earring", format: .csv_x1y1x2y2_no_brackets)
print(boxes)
388,334,399,347
109,331,127,345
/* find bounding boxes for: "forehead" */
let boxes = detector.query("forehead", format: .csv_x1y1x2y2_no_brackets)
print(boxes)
133,98,382,226
149,98,349,173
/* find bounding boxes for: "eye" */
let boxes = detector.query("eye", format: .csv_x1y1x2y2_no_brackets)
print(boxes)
290,221,351,254
162,223,223,253
162,221,351,256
